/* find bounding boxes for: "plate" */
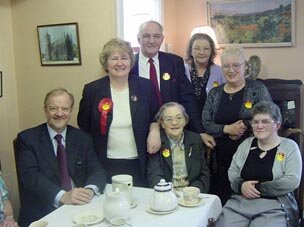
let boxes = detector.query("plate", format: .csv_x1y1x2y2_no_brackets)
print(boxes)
178,197,203,207
73,211,104,225
146,206,178,215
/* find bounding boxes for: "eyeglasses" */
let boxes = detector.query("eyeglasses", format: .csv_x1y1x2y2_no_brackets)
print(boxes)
162,115,185,124
141,34,163,41
222,63,244,72
250,119,275,128
48,106,71,114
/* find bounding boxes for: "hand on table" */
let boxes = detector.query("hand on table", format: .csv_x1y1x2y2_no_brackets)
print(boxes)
60,188,94,205
241,181,261,199
1,216,19,227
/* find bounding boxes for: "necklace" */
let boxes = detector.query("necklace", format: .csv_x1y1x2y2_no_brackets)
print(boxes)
228,93,235,100
259,150,268,159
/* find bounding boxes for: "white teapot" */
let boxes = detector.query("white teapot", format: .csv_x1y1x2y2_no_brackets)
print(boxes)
150,179,177,211
103,188,131,222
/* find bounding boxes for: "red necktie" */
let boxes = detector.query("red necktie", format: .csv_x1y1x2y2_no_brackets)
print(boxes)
54,134,72,191
148,58,162,107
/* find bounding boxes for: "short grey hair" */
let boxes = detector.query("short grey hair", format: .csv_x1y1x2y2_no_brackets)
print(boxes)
44,88,74,108
155,102,189,123
221,46,246,64
138,20,163,36
251,101,282,123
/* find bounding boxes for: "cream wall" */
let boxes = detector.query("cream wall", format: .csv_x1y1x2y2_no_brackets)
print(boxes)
11,0,117,130
0,0,20,216
164,0,304,81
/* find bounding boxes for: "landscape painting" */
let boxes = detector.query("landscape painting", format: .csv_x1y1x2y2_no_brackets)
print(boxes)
207,0,295,47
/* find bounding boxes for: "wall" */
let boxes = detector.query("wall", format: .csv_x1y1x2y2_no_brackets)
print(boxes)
11,0,117,130
164,0,304,81
0,0,20,216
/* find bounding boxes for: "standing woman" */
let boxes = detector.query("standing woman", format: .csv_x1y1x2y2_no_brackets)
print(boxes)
77,38,158,187
185,33,225,115
202,46,272,205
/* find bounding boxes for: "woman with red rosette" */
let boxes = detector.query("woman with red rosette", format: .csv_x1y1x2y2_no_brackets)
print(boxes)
77,38,158,187
202,46,272,205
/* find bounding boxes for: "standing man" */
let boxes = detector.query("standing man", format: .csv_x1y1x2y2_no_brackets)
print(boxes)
131,20,215,151
15,88,107,227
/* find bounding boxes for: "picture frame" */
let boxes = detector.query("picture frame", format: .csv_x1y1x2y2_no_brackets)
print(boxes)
37,22,82,66
0,71,2,98
206,0,295,47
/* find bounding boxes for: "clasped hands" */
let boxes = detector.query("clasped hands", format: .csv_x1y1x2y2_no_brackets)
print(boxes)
241,181,261,199
60,188,94,205
224,120,247,141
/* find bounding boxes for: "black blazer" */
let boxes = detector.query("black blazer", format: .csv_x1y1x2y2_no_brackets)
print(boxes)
131,51,203,133
77,75,158,175
16,124,107,227
147,129,210,193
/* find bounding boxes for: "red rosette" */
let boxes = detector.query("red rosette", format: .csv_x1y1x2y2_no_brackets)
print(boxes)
98,98,113,135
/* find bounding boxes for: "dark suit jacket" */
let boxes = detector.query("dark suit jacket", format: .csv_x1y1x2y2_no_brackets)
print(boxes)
77,75,158,175
15,124,107,227
147,129,210,193
130,51,203,133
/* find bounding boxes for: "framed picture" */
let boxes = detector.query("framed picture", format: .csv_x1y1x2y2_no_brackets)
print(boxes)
207,0,295,47
0,71,2,98
37,22,82,66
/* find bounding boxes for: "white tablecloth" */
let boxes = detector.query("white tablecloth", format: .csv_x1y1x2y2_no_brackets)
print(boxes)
40,184,222,227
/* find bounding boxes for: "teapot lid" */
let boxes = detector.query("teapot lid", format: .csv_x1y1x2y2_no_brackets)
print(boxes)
154,179,172,192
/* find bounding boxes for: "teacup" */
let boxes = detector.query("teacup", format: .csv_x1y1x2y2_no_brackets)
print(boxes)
112,174,133,205
182,186,200,205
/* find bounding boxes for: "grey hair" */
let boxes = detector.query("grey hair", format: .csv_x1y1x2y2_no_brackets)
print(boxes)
251,101,282,123
221,46,246,64
44,87,74,108
138,20,163,36
155,102,189,123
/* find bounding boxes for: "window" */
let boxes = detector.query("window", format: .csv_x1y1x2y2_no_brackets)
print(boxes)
116,0,163,52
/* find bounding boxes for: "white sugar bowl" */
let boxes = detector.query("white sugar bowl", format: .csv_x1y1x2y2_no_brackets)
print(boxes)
150,179,177,211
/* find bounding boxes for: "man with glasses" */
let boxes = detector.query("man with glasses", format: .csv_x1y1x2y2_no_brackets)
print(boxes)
15,88,107,227
131,20,214,152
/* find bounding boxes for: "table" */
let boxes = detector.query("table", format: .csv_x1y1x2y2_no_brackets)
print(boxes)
40,184,222,227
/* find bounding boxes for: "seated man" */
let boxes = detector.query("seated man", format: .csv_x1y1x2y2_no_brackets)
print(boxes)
147,102,210,193
15,88,107,227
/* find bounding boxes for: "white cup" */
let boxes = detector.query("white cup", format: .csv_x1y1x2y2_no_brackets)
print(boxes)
182,186,200,205
112,174,133,205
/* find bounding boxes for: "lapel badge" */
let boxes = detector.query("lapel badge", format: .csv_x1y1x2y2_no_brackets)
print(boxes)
276,152,285,161
162,149,170,158
131,95,138,102
244,100,253,109
213,81,219,87
162,73,170,81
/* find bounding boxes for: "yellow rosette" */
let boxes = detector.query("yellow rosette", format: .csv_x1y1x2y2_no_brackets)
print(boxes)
213,81,219,87
276,152,285,161
244,100,253,109
162,149,170,158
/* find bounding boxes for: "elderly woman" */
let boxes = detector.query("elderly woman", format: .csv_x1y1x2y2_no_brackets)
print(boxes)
77,38,158,187
202,46,272,204
217,101,302,227
0,175,18,227
147,102,210,192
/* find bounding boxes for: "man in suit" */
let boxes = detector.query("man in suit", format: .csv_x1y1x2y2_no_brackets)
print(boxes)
15,88,107,227
131,20,215,151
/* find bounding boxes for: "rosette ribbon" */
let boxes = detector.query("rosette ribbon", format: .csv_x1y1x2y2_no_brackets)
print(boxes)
98,98,113,135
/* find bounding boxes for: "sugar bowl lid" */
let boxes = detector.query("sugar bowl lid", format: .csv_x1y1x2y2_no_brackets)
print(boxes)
154,179,172,192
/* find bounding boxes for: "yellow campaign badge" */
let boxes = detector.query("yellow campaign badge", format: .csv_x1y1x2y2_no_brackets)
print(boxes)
244,100,253,109
276,152,285,161
162,73,170,81
162,149,170,158
213,81,219,87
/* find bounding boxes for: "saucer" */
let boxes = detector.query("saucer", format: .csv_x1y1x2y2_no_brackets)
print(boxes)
178,197,203,207
73,211,104,225
146,206,178,215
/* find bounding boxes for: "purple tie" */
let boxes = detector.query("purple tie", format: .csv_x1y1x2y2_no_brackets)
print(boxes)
148,58,163,107
54,134,72,191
